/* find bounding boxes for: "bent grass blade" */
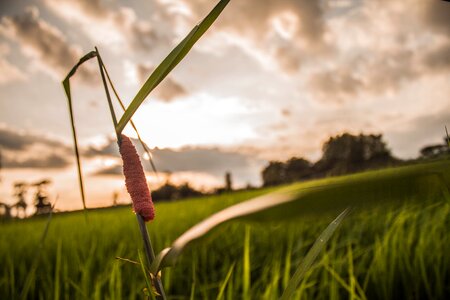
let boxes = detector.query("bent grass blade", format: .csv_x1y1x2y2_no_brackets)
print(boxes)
62,51,98,210
280,208,350,300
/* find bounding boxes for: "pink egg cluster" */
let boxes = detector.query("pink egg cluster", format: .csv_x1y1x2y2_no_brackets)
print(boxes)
119,134,155,221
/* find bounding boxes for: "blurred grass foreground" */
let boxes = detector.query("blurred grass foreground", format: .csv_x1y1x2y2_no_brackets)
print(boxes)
1,159,449,299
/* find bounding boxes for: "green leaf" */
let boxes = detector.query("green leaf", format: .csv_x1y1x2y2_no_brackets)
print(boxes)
279,208,350,300
116,0,230,134
138,250,153,297
216,263,235,300
149,160,449,273
62,51,98,211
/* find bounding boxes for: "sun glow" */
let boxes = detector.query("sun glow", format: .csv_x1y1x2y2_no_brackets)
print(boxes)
125,93,257,149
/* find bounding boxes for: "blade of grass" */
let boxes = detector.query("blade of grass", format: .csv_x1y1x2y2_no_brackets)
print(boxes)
20,204,55,300
242,226,250,300
115,257,140,266
138,250,153,299
279,208,350,300
95,47,120,141
189,261,196,300
116,0,230,133
216,263,235,300
53,239,62,300
136,214,167,299
62,51,97,210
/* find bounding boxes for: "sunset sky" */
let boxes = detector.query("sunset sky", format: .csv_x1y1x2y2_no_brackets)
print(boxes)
0,0,449,211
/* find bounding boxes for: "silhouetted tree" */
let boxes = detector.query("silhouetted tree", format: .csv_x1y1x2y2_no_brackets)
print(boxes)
420,137,450,159
285,157,313,182
152,182,203,201
12,182,28,218
0,203,11,219
262,161,287,186
178,183,203,199
316,133,395,176
225,172,233,191
32,179,52,215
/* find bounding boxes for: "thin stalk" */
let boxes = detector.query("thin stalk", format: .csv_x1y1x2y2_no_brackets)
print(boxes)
445,126,449,149
95,47,120,143
95,48,166,299
64,80,87,211
137,214,167,300
62,50,97,213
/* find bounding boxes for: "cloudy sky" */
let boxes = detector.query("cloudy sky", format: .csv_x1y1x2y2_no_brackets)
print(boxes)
0,0,449,211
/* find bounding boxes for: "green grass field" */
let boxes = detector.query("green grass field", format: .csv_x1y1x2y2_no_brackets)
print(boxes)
1,160,449,299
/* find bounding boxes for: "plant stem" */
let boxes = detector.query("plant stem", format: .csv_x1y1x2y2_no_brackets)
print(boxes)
95,47,166,299
136,214,167,300
94,47,120,143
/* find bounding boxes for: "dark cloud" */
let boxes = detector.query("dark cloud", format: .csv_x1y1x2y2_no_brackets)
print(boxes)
0,125,72,169
3,153,71,169
0,126,69,151
422,42,450,73
152,147,264,176
420,0,450,36
83,137,118,157
136,64,187,101
0,6,96,82
94,164,122,176
309,67,364,103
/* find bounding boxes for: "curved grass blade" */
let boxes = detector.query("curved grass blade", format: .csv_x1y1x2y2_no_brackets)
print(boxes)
116,0,230,134
62,51,97,210
216,262,235,300
138,250,153,299
150,160,450,273
279,208,350,300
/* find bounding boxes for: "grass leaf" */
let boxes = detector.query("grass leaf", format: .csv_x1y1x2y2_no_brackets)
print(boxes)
62,51,98,210
116,0,230,134
216,263,235,300
19,205,55,300
279,208,350,300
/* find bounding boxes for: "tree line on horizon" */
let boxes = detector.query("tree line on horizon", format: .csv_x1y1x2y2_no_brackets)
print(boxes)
262,132,450,187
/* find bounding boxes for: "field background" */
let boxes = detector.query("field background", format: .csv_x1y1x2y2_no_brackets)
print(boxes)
1,160,449,299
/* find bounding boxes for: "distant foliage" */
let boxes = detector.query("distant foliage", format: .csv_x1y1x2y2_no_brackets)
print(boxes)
419,137,450,159
152,182,204,202
262,133,399,186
